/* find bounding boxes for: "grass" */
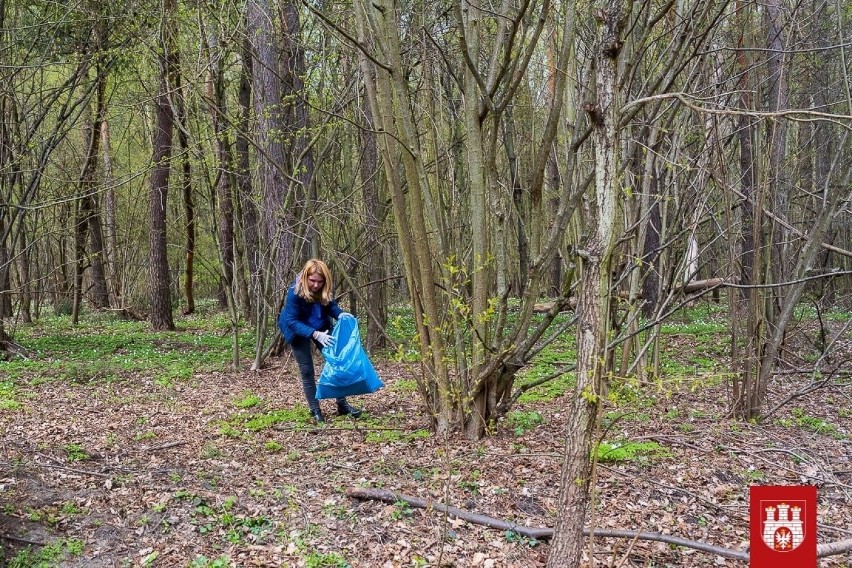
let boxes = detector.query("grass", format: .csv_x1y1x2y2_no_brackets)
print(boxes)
4,299,843,442
240,408,313,431
594,440,671,464
793,303,852,322
0,299,789,413
63,443,90,462
364,428,430,444
233,391,263,408
505,410,544,435
6,538,85,567
391,379,418,393
0,380,21,410
4,315,255,386
783,408,846,439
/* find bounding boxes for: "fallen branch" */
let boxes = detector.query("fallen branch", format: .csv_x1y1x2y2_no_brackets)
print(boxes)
0,533,45,546
36,463,112,478
347,488,852,561
346,487,551,541
34,454,112,479
818,538,852,557
676,277,729,294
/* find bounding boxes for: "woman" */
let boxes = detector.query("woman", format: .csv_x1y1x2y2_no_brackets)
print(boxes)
279,259,362,423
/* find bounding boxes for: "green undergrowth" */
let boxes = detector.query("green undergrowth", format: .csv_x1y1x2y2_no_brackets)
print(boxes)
4,313,254,387
216,406,426,441
172,492,276,546
218,407,314,436
363,427,430,444
594,440,671,464
5,537,85,567
778,407,847,439
505,410,544,435
0,380,21,410
4,299,837,438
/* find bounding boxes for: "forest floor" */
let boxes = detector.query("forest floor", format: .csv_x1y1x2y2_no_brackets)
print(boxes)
0,314,850,567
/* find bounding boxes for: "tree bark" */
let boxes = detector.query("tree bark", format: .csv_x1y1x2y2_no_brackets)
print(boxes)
235,36,256,321
547,0,625,564
247,0,294,368
73,70,109,322
731,0,758,417
172,71,195,316
356,72,387,350
100,117,121,307
202,23,237,314
148,0,177,331
280,0,310,267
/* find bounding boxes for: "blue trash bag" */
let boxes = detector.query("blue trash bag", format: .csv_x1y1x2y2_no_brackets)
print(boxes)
316,315,384,399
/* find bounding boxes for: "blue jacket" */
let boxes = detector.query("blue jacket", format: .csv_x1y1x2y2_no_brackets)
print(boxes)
278,283,342,344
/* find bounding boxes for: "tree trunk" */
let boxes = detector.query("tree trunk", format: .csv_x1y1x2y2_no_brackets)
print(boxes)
235,36,256,321
73,79,109,322
356,71,387,350
0,224,10,318
149,0,177,331
17,227,31,323
248,0,291,368
460,0,492,439
201,26,236,314
731,0,758,416
765,0,789,310
355,0,451,431
100,117,121,307
280,0,310,268
86,68,110,310
172,70,195,316
547,0,625,563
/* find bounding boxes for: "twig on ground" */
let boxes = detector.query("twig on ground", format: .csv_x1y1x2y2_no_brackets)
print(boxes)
33,455,112,479
347,487,552,540
141,441,186,452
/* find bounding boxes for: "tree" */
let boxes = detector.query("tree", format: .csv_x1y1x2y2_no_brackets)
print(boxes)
73,63,111,323
729,0,852,419
546,0,627,562
351,0,585,439
149,0,178,331
1,0,112,349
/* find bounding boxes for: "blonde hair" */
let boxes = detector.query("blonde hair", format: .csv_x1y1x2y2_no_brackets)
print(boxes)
295,259,333,304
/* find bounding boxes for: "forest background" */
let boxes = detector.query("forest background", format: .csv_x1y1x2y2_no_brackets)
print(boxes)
0,0,851,565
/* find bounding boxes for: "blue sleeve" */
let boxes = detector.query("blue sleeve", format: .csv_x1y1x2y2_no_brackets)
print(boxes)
282,287,318,339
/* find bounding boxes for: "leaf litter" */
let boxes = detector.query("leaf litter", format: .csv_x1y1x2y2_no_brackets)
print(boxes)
0,334,850,567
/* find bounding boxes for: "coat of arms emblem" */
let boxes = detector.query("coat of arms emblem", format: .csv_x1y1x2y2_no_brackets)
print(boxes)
760,501,806,552
750,485,816,567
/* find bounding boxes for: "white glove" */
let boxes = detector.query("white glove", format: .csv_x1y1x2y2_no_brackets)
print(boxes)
313,330,334,347
339,312,354,319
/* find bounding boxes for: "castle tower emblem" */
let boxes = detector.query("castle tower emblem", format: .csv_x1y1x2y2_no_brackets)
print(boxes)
761,501,806,552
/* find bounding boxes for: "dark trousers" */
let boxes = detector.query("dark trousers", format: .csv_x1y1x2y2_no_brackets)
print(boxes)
290,335,347,412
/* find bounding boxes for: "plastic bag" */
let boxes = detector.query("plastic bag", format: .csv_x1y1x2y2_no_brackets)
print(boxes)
316,315,384,399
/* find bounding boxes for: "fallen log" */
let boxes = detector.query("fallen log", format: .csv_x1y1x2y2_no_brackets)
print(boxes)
347,488,852,561
676,277,729,294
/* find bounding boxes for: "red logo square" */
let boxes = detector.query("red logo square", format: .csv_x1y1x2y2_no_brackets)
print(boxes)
750,485,817,568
